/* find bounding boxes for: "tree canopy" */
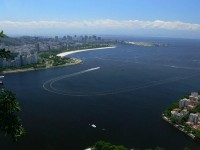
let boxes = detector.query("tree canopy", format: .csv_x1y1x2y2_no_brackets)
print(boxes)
0,90,25,141
0,31,11,59
93,141,128,150
0,31,6,38
0,30,25,141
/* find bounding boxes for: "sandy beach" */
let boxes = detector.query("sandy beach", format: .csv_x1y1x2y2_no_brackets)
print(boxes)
1,46,115,74
56,46,116,57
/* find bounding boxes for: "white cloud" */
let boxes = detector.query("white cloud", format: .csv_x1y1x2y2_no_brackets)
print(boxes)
1,19,200,31
1,19,200,38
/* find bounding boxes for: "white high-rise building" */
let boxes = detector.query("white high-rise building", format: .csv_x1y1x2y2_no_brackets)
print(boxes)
179,98,190,108
188,113,199,124
191,92,198,97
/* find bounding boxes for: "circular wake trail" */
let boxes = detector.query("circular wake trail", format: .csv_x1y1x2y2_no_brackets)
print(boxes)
43,67,100,94
43,67,200,96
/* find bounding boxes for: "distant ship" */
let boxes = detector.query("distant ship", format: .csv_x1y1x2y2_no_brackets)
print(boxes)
0,76,4,78
0,75,4,85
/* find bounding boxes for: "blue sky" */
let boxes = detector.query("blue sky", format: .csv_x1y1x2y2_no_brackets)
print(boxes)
0,0,200,38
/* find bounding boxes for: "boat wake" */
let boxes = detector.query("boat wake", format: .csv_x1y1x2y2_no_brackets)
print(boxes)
43,67,200,96
43,67,100,95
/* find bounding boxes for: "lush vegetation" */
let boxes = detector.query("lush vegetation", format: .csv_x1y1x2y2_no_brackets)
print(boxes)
62,43,111,52
38,51,77,67
0,48,11,58
0,31,25,141
91,141,191,150
0,49,80,73
162,93,200,141
93,141,128,150
0,63,46,72
190,105,200,114
0,41,110,72
0,31,11,59
37,43,110,67
0,90,25,141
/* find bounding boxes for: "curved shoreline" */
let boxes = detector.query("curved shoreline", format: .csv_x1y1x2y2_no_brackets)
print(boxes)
1,46,115,74
57,46,116,57
162,114,196,140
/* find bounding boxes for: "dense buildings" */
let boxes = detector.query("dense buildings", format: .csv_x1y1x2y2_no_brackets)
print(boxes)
162,92,200,138
171,92,200,123
162,92,200,140
0,50,38,68
0,35,108,68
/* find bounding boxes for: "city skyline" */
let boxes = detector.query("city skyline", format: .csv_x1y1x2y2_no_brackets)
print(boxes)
0,0,200,39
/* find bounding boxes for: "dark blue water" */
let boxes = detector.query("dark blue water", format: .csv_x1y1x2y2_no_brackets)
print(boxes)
1,37,200,150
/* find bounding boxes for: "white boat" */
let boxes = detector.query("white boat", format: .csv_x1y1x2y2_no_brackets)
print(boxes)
0,76,4,79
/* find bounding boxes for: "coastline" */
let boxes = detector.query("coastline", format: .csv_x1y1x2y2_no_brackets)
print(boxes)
162,114,196,140
1,58,82,74
162,92,200,143
57,46,116,57
0,46,115,74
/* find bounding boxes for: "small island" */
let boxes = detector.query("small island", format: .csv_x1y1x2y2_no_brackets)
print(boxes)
162,92,200,141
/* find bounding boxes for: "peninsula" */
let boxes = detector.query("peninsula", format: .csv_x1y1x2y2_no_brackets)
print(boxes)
0,34,115,74
0,46,115,74
0,34,167,74
162,92,200,141
123,41,168,47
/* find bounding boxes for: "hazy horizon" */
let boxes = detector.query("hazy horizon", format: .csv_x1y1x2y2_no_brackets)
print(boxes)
1,1,200,149
0,0,200,39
